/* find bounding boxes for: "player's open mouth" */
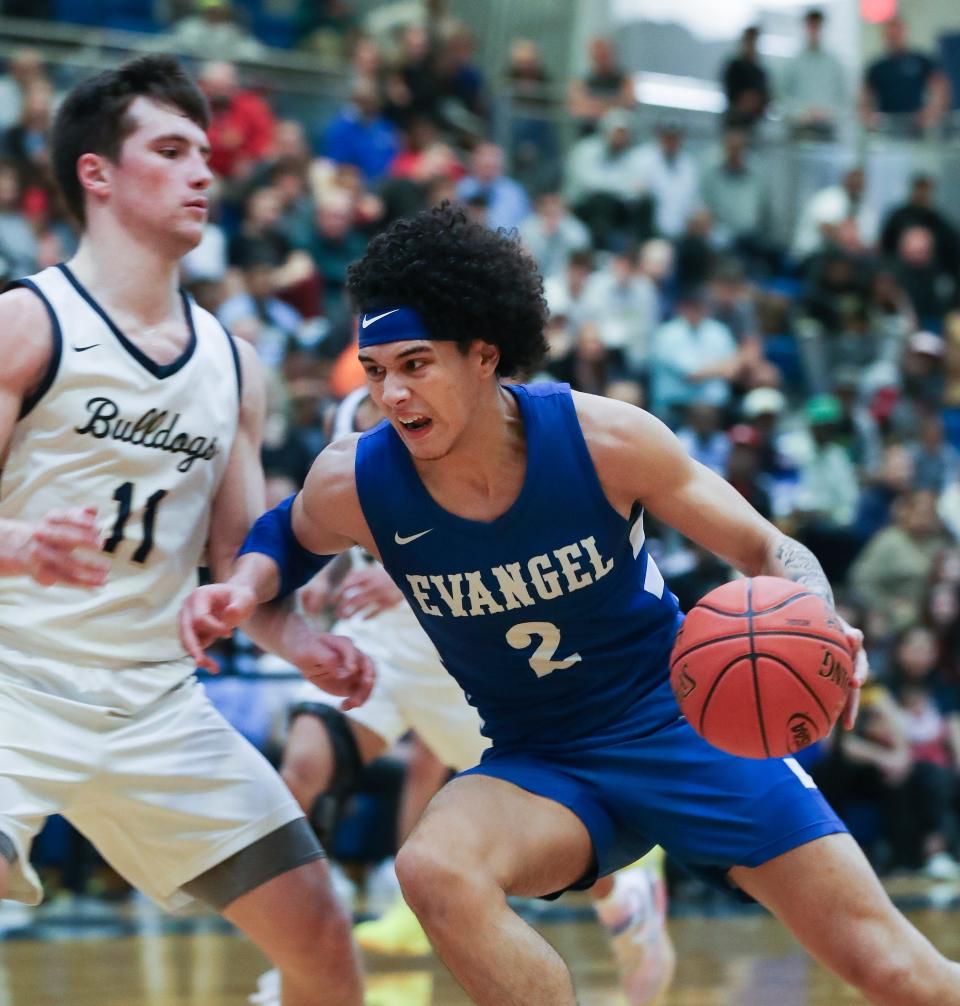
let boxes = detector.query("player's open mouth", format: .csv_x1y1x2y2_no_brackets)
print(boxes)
399,415,432,435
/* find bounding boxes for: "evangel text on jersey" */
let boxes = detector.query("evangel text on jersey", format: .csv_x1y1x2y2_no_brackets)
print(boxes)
405,536,615,618
75,396,220,473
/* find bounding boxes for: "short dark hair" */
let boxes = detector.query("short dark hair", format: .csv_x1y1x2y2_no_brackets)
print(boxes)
51,54,209,226
346,203,549,378
804,8,825,24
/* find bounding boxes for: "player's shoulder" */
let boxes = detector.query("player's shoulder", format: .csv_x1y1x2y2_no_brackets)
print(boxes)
0,285,56,388
570,390,665,451
306,433,361,496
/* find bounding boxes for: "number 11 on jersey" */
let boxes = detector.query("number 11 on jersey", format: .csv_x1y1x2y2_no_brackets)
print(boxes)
103,481,168,564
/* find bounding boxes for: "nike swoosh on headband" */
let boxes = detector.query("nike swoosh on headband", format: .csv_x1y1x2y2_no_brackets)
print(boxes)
362,308,401,329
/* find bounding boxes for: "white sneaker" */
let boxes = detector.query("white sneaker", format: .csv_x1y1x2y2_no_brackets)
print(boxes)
923,851,960,881
595,864,676,1006
248,968,280,1006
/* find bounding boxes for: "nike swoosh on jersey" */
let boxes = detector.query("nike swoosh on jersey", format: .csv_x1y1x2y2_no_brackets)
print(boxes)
362,309,401,329
394,529,433,545
73,343,101,352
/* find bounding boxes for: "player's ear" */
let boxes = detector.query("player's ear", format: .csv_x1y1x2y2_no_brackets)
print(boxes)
475,340,500,377
76,152,112,204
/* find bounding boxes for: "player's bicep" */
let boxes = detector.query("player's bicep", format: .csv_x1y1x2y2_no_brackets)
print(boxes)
0,288,55,461
292,439,369,557
208,340,267,579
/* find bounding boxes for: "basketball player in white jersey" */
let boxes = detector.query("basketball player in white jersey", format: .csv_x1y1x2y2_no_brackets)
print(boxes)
252,387,674,1005
0,56,371,1006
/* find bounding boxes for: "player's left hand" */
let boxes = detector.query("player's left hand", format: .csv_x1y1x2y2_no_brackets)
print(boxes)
331,567,405,620
281,617,375,711
836,615,868,730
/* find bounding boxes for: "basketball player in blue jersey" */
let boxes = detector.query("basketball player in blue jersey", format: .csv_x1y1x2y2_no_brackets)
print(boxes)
182,205,960,1006
0,57,371,1006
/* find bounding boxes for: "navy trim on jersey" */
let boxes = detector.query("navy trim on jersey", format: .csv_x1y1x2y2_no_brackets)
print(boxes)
6,278,64,419
217,319,243,403
56,263,197,380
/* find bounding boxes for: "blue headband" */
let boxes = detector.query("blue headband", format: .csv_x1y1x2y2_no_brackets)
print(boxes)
358,306,433,348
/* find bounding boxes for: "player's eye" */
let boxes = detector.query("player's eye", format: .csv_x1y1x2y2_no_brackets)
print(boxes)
158,147,179,158
405,359,426,372
364,366,384,380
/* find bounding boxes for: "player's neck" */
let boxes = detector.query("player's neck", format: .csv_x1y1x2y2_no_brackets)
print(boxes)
416,384,525,505
68,223,182,327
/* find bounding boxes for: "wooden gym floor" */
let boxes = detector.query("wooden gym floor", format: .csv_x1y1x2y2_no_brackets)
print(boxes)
1,879,959,1005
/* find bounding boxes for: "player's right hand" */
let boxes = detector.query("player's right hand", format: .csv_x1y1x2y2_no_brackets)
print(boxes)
179,583,258,673
23,507,110,588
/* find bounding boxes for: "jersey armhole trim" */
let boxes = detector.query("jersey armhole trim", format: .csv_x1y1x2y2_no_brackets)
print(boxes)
7,279,63,419
216,319,243,404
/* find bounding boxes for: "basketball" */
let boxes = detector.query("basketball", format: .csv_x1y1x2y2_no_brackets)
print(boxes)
669,576,852,759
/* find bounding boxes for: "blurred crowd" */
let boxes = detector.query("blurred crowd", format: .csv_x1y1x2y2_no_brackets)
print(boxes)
5,0,960,892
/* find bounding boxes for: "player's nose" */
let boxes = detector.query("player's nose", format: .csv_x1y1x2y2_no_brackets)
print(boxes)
381,372,410,407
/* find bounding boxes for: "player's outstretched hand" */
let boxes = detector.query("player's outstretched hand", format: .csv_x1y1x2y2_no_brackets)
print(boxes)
332,567,405,620
24,506,109,588
179,583,258,673
281,617,375,711
837,615,868,731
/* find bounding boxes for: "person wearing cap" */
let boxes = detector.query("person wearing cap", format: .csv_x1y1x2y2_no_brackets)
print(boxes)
182,204,960,1006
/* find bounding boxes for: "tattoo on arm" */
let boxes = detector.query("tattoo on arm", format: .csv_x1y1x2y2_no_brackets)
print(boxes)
772,536,834,608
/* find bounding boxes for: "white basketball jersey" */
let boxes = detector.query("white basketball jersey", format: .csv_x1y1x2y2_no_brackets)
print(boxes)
0,264,239,667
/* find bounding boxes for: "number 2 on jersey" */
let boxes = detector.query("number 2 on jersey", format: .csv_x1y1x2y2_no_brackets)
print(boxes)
103,482,168,563
506,621,582,678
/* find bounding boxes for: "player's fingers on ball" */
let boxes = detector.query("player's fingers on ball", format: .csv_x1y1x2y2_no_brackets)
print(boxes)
843,687,862,731
853,647,869,687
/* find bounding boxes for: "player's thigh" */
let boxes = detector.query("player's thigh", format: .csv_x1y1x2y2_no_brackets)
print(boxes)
400,773,594,898
730,833,936,979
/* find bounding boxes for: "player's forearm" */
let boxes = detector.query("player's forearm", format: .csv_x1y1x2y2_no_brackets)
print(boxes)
761,533,835,609
226,552,281,605
0,518,33,576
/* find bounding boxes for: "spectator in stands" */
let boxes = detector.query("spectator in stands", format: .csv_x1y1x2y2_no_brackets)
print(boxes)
308,189,368,318
779,8,847,139
889,624,960,878
700,127,770,267
649,287,741,425
792,165,878,265
0,158,37,278
831,366,883,473
434,26,488,128
890,225,958,331
200,61,276,181
455,142,530,232
790,395,861,567
881,173,960,277
382,23,440,130
724,423,773,519
579,245,659,381
270,159,317,250
638,121,701,241
564,109,648,251
707,258,759,343
0,48,51,132
721,25,770,129
320,76,400,182
860,16,950,135
567,36,634,134
387,116,464,185
504,39,559,192
218,242,304,369
229,186,291,269
909,410,960,494
294,0,359,61
543,248,594,335
676,404,730,475
518,191,591,282
852,443,916,544
3,78,53,181
851,489,949,632
163,0,265,62
889,331,948,439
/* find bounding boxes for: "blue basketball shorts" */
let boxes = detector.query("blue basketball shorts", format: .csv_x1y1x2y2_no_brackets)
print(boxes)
460,700,847,895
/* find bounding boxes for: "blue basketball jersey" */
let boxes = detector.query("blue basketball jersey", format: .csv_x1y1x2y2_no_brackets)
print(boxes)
355,382,682,749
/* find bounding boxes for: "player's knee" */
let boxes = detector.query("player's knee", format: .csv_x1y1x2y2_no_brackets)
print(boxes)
276,869,355,966
395,839,486,923
280,750,326,812
833,931,919,1001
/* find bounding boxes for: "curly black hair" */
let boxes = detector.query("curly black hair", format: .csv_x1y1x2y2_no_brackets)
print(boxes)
346,203,549,377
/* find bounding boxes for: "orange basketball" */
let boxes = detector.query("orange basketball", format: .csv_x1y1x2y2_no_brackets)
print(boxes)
669,576,852,759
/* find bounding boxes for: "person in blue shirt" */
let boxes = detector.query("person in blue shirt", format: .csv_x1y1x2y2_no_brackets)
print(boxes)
319,77,400,182
181,205,960,1006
